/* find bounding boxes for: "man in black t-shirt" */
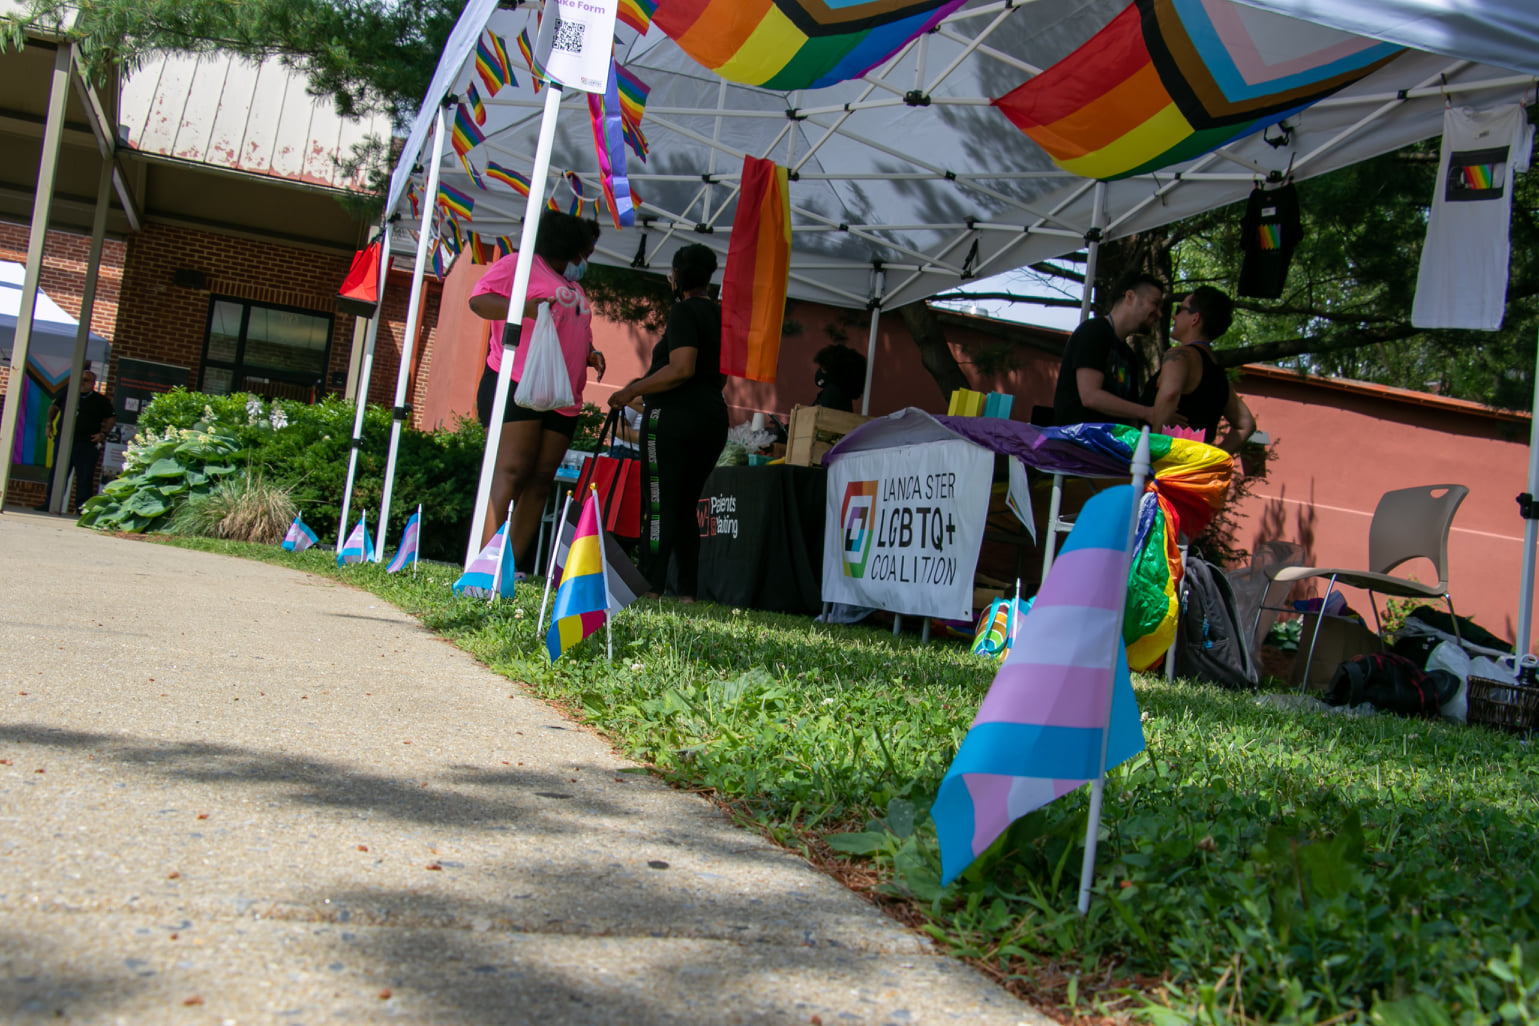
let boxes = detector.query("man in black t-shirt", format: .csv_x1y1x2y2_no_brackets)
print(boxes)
44,369,115,513
1052,270,1165,428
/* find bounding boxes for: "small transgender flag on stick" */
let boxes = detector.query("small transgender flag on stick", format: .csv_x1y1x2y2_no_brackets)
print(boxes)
337,512,374,566
930,429,1153,915
453,503,516,601
282,513,318,552
386,505,422,574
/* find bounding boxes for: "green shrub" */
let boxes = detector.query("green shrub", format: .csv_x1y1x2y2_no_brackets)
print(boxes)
77,422,243,533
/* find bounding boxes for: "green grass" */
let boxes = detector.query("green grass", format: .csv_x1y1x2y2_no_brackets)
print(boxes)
162,537,1539,1025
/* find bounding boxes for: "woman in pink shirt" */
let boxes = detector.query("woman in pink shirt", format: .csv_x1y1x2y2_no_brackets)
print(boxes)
468,213,604,569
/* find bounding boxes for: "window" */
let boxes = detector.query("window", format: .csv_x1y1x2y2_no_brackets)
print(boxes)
200,297,333,402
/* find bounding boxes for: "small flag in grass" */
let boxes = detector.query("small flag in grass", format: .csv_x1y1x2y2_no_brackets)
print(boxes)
282,514,318,552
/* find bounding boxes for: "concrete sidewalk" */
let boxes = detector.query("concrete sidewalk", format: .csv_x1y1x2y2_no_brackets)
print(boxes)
0,510,1046,1026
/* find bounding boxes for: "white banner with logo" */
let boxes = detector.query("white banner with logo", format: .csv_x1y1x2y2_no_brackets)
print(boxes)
822,439,993,620
533,0,620,94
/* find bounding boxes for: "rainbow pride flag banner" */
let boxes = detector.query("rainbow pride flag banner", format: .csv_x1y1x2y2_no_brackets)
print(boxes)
429,243,448,280
437,182,475,221
617,0,656,36
281,514,318,553
466,83,487,125
615,64,651,161
517,28,545,90
486,161,531,196
719,156,789,382
931,485,1146,887
545,493,611,661
992,0,1400,181
450,103,485,160
654,0,966,91
474,31,514,96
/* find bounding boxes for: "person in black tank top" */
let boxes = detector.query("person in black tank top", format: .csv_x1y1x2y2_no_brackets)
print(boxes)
1150,286,1257,454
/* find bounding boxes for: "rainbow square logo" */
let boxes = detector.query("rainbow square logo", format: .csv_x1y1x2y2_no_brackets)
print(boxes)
840,481,878,579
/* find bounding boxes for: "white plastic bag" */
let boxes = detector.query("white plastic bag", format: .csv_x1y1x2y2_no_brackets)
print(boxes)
514,302,574,412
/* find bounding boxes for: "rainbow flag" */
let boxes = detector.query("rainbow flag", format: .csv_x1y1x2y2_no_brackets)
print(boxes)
1257,223,1282,250
1461,163,1497,190
720,156,789,382
442,215,466,254
545,494,611,661
589,60,636,229
993,0,1400,181
385,508,421,573
469,232,498,265
337,514,374,566
474,33,512,96
930,485,1146,886
466,83,487,125
460,154,487,190
615,64,651,160
654,0,967,90
494,235,516,258
450,103,485,160
437,183,475,221
517,28,545,90
617,0,656,36
486,161,531,196
453,520,517,600
281,514,318,552
430,244,448,280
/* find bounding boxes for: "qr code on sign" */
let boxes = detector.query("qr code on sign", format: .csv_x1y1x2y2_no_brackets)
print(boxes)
552,18,585,54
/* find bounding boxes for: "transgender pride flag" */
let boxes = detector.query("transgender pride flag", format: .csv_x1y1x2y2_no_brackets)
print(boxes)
337,514,374,566
282,514,318,552
453,518,516,600
931,484,1147,889
386,506,421,574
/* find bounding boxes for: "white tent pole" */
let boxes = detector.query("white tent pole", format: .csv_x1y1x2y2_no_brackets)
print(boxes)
1079,426,1152,916
0,45,71,508
1078,180,1108,322
338,222,393,550
377,110,446,562
860,266,885,416
466,82,566,569
1518,323,1539,656
49,152,112,513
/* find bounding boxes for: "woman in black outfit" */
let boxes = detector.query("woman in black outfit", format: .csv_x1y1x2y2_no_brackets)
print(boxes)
606,244,726,602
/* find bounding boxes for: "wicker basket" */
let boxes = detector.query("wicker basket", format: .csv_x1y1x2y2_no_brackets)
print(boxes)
1466,676,1539,733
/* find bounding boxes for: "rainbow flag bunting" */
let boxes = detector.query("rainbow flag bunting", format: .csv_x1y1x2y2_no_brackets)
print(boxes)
615,64,651,161
992,0,1401,181
930,485,1147,886
517,28,545,90
719,156,789,382
450,103,485,160
474,32,513,96
486,161,532,196
430,244,448,279
460,154,487,191
494,235,516,258
653,0,966,91
469,232,500,265
466,83,487,125
617,0,656,36
436,183,475,221
545,493,611,661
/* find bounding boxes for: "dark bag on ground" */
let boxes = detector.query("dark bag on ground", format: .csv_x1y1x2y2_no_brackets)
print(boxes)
1323,652,1460,717
1175,552,1258,688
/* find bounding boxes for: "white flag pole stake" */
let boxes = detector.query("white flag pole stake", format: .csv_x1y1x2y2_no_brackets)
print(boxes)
538,491,574,636
413,503,422,574
593,484,615,661
465,82,566,569
1078,426,1153,916
1009,577,1023,649
488,501,514,606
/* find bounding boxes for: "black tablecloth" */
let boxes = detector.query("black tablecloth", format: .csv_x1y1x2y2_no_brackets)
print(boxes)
697,465,827,615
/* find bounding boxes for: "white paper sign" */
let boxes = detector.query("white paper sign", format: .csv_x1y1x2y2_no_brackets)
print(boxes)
822,439,992,620
534,0,620,94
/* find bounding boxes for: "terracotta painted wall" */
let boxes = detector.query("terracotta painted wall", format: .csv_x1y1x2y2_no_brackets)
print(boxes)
1227,369,1534,650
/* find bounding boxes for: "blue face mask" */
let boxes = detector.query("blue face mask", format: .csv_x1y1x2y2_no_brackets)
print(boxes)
564,259,587,282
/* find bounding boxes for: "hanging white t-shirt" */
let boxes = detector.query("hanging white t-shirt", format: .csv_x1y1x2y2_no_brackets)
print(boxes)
1412,103,1533,331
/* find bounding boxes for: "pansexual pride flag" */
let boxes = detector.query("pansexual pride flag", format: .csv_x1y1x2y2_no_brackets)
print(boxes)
719,156,789,382
282,514,318,552
385,508,420,573
993,0,1401,181
453,520,517,600
931,485,1147,886
653,0,966,90
337,515,374,566
546,494,610,661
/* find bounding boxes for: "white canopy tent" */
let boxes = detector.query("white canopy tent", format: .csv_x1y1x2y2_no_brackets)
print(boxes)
375,0,1539,645
0,260,111,369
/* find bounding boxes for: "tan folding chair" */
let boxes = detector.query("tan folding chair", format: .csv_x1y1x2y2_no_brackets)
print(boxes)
1269,484,1468,688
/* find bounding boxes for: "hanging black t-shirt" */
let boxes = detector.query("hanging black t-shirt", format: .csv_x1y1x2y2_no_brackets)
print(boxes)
644,296,725,409
1238,182,1303,300
1052,316,1144,427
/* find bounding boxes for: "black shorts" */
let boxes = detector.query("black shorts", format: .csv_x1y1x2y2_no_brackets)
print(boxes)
476,365,578,438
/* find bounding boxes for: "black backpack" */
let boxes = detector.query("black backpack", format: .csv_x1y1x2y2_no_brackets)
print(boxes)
1175,552,1258,689
1324,652,1459,717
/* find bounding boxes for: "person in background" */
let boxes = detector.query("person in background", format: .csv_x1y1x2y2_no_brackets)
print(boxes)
1052,270,1165,428
1150,285,1257,453
43,368,114,513
812,343,868,412
607,243,726,602
468,213,604,574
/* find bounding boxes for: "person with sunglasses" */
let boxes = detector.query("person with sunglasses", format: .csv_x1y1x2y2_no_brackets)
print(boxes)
1150,286,1257,454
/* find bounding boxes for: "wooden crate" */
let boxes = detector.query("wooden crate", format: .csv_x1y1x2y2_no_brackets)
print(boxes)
785,404,869,466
